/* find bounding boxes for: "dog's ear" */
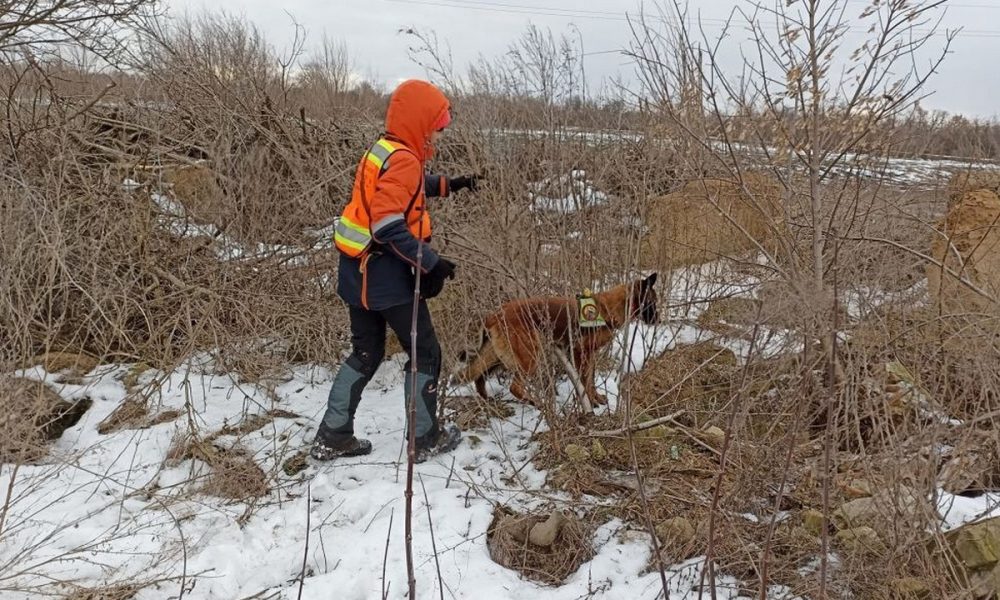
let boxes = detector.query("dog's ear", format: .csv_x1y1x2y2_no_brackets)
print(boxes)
642,272,658,289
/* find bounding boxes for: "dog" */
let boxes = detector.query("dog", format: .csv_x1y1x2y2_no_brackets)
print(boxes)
457,273,659,410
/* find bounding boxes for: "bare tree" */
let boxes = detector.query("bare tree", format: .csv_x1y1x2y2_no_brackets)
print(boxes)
0,0,154,58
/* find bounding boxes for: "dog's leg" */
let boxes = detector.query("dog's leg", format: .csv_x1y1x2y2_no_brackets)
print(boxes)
460,334,499,400
509,374,534,405
574,346,607,407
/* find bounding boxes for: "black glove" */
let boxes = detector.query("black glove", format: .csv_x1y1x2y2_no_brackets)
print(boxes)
449,175,479,194
420,257,456,299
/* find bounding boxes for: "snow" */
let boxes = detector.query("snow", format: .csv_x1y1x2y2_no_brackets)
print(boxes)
937,490,1000,531
607,258,797,376
842,280,929,320
530,170,610,213
1,356,802,599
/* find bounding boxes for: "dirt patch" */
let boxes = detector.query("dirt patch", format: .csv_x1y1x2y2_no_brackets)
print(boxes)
1,377,92,464
947,169,1000,210
927,189,1000,315
641,173,785,269
486,506,594,585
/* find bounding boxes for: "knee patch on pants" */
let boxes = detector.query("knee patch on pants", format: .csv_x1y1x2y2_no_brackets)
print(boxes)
347,349,383,379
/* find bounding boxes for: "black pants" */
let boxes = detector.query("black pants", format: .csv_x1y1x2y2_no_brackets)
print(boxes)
319,300,442,445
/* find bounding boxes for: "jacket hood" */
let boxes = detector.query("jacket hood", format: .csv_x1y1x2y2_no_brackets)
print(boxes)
385,80,449,161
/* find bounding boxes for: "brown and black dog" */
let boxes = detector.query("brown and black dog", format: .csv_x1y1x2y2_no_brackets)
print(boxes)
458,273,659,409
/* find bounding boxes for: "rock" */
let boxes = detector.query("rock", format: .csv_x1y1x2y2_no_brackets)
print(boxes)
952,518,1000,570
834,526,883,554
590,440,607,461
841,478,874,499
802,509,827,536
637,425,671,439
656,517,697,547
832,487,925,529
940,447,1000,495
528,510,566,547
969,563,1000,598
890,577,931,599
564,443,591,462
700,426,726,447
833,497,877,529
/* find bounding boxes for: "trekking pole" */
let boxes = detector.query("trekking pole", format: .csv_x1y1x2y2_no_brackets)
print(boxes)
404,212,428,599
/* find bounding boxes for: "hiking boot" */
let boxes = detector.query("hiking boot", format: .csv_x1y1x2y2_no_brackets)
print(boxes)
310,436,373,461
414,423,462,464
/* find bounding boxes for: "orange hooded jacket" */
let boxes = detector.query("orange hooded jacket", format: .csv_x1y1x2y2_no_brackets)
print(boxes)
335,80,452,310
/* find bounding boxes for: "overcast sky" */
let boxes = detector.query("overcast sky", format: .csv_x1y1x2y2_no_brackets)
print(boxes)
162,0,1000,119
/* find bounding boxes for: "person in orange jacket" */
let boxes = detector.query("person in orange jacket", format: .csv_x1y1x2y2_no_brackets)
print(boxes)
313,79,478,462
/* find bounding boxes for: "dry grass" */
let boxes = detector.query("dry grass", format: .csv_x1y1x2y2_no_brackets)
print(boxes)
166,437,270,501
0,377,92,463
63,583,138,600
97,397,183,434
486,506,594,585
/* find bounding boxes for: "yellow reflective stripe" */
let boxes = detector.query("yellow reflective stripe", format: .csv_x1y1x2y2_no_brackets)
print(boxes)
334,217,371,251
365,138,398,170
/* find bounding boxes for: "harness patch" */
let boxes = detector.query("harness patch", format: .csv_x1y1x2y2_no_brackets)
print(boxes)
577,290,606,328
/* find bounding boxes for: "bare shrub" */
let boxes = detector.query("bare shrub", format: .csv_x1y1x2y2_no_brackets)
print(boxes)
640,173,786,270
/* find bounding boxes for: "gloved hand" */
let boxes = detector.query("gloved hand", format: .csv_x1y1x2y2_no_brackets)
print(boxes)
449,175,479,194
420,257,457,299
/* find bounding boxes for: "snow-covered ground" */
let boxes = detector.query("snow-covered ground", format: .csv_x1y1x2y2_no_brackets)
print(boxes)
0,351,800,600
4,258,1000,598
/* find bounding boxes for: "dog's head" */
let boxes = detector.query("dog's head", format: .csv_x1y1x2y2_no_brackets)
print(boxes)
630,272,659,325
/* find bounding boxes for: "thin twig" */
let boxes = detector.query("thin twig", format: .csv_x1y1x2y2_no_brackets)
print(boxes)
553,347,592,413
382,508,395,600
296,482,311,600
588,410,686,437
419,474,445,600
